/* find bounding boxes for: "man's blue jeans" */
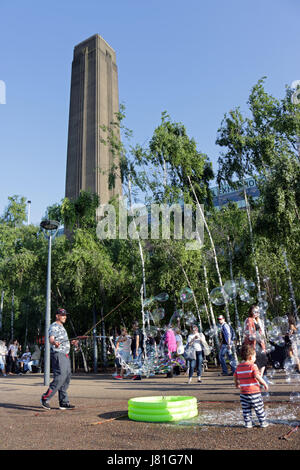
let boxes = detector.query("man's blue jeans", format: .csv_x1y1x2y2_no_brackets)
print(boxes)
219,344,236,374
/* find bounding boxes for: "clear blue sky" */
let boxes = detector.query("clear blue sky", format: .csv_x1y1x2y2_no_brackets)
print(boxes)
0,0,299,225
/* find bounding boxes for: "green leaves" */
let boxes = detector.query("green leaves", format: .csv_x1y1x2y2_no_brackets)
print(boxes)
1,195,27,227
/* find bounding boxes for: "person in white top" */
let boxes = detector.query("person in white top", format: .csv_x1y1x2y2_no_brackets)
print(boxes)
115,327,132,379
187,325,206,384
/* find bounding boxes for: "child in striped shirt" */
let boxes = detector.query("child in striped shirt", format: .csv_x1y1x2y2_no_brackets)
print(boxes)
234,344,269,428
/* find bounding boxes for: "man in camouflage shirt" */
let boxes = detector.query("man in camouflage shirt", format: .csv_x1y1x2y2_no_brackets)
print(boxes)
40,308,78,410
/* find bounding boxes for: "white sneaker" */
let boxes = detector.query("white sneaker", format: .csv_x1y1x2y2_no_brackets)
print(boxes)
260,421,269,428
244,422,253,429
188,378,192,384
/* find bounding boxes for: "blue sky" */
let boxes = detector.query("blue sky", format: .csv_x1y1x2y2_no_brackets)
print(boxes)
0,0,299,225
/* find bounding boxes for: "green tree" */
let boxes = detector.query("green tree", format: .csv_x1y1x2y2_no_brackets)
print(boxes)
1,195,27,227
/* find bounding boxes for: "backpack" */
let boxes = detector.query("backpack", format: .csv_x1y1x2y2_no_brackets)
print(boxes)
229,324,236,342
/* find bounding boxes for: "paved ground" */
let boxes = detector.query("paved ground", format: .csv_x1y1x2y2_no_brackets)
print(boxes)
0,367,299,456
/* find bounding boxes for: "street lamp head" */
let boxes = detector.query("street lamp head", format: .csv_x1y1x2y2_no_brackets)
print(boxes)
40,219,59,231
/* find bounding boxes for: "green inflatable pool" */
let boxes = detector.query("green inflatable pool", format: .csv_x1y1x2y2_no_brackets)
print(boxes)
128,396,198,422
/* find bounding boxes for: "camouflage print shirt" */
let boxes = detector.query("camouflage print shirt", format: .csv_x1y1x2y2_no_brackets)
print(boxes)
49,321,70,354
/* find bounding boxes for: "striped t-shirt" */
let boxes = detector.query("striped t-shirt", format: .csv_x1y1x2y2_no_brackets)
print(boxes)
234,361,261,394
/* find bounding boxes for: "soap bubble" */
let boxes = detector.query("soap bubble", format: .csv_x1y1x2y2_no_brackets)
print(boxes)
154,292,169,302
245,280,256,291
238,288,250,302
143,297,154,307
258,290,267,300
223,280,237,299
210,286,229,306
148,325,160,336
284,358,296,374
258,300,268,311
170,309,184,324
151,308,165,323
235,276,248,289
206,326,219,338
185,311,197,326
271,316,289,335
179,287,193,304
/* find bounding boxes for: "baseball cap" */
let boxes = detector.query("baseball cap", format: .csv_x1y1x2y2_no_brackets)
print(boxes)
57,308,69,316
217,315,225,320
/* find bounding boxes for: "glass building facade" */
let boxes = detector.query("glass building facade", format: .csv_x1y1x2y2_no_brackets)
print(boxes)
211,177,260,210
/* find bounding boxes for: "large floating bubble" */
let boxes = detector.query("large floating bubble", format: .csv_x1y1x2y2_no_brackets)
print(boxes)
180,287,193,304
170,309,185,324
235,276,248,289
210,286,229,306
223,280,237,299
144,293,169,307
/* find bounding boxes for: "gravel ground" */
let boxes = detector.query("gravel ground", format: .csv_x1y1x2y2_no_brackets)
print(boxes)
0,369,299,456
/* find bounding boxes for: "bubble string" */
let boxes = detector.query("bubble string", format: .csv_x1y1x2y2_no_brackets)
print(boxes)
140,284,149,370
203,263,221,354
227,238,242,344
188,176,238,366
167,250,202,329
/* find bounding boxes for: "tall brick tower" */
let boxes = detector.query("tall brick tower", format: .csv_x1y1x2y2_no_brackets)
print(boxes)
65,34,122,204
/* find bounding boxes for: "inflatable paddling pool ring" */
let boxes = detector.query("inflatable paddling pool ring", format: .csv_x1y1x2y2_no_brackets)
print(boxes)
128,396,198,422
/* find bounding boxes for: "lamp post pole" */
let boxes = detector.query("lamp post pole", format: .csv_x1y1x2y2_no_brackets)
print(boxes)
40,220,59,386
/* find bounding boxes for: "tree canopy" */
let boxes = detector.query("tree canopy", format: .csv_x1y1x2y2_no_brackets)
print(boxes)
0,78,299,367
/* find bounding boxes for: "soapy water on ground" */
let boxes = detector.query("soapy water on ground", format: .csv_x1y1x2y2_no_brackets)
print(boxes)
166,404,299,429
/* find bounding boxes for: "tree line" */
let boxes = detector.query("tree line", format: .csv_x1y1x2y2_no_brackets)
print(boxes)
0,78,299,353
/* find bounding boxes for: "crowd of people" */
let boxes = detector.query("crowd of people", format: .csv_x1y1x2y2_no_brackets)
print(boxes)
0,339,41,376
1,303,299,428
107,304,300,386
108,304,299,428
